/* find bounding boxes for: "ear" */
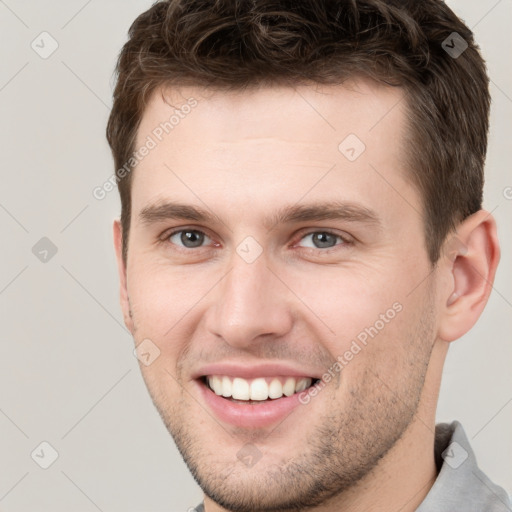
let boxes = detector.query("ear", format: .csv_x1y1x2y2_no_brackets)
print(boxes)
113,219,134,333
437,210,500,342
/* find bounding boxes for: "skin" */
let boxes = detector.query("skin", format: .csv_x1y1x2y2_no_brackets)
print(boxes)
113,79,500,512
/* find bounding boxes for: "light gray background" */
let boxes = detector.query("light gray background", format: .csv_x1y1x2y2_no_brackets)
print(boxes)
0,1,510,511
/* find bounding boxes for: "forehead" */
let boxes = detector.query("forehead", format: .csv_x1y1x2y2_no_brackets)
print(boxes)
131,79,416,228
137,79,405,146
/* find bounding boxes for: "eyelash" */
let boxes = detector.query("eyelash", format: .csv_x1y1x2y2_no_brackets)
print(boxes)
296,230,353,252
160,227,353,253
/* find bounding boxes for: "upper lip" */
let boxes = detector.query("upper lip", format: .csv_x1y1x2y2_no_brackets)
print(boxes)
191,361,322,381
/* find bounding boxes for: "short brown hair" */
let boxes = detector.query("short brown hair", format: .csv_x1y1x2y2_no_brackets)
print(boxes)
106,0,490,264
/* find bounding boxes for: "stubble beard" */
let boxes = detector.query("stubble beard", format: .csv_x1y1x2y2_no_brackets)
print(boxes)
134,294,436,511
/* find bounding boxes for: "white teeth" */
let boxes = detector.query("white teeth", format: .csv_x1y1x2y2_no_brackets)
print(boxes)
250,378,268,400
299,377,313,392
211,375,223,395
295,377,310,393
232,377,250,400
283,377,295,397
268,378,283,399
206,376,313,400
221,376,232,398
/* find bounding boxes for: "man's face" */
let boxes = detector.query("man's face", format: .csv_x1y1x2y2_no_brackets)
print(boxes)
118,81,442,510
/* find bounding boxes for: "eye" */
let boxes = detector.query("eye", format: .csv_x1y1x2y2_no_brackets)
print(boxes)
297,231,348,250
168,229,212,249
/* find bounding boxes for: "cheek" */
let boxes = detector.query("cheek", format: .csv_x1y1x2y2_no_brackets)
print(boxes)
126,261,212,359
129,257,198,311
292,265,403,335
292,262,428,371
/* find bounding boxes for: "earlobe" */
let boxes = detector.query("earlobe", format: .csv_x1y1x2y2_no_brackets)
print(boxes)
113,219,134,333
438,211,500,342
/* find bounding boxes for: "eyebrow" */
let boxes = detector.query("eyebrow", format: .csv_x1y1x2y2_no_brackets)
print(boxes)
138,200,381,231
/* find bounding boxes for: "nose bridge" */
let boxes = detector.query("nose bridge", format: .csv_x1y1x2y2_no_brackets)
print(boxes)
227,252,270,311
206,249,293,347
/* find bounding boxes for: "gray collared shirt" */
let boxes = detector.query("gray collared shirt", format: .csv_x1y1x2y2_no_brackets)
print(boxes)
417,420,510,511
193,421,511,511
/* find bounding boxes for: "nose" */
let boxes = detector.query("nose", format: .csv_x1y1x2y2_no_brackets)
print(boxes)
204,253,294,349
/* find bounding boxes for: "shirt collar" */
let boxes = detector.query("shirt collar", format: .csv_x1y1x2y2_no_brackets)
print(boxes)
417,420,511,511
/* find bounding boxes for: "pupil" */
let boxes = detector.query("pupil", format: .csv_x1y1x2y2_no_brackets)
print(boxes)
182,230,204,248
314,232,335,248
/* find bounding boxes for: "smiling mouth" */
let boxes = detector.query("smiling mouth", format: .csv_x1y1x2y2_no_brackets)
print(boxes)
201,375,320,403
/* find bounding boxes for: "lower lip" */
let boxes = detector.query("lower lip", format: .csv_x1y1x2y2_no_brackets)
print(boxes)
195,379,305,429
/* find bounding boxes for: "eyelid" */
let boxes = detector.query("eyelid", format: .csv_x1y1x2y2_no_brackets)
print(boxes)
293,228,354,247
160,226,218,248
159,226,354,252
